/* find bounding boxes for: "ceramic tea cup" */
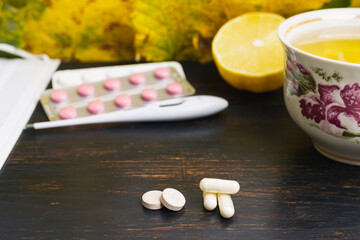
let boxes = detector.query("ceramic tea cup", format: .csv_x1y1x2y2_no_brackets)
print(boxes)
278,8,360,165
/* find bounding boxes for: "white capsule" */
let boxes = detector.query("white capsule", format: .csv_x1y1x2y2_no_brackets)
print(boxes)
218,193,235,218
203,192,217,211
199,178,240,194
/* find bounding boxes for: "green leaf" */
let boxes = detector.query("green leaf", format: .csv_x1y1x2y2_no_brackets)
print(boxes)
322,0,351,8
0,2,24,47
4,0,27,9
342,131,360,138
291,70,317,96
0,0,48,49
132,0,216,62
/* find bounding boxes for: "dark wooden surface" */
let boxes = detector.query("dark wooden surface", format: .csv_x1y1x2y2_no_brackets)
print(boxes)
1,62,360,239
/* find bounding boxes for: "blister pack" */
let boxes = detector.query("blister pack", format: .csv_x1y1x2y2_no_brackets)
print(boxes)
41,62,196,121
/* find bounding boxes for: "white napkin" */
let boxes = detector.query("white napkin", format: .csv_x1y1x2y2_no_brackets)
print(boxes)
0,44,60,172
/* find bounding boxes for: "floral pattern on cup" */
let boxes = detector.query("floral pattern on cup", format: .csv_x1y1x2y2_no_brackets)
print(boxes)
299,83,360,137
285,55,360,138
285,58,316,97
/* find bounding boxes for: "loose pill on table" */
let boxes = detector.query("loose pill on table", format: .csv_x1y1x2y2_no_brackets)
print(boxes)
141,88,158,101
129,73,146,85
199,178,240,194
203,192,217,211
166,82,183,95
160,188,186,211
77,83,95,97
104,78,121,91
218,193,235,218
142,190,163,210
59,106,77,119
50,89,68,103
154,67,171,79
115,94,132,108
87,100,105,114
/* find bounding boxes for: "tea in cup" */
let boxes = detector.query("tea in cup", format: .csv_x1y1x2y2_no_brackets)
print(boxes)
278,8,360,165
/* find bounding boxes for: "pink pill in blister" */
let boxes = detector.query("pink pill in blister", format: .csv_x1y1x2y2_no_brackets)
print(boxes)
104,78,121,91
141,88,158,101
154,67,171,79
59,106,77,119
50,89,68,103
166,82,183,95
115,94,132,108
129,73,146,85
87,100,105,114
77,83,95,97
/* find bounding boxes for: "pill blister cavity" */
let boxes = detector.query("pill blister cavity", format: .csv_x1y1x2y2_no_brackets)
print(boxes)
130,73,146,85
154,67,171,79
57,72,82,87
83,71,107,83
104,78,121,91
50,89,68,103
166,82,183,95
87,100,105,114
78,83,95,97
59,106,77,119
115,94,132,108
141,88,158,101
107,69,131,79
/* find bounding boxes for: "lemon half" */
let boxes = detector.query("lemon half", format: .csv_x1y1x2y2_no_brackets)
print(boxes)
212,12,285,93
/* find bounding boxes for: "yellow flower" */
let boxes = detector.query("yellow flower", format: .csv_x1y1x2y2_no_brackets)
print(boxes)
24,0,134,61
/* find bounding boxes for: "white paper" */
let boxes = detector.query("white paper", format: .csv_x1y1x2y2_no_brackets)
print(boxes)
0,58,60,171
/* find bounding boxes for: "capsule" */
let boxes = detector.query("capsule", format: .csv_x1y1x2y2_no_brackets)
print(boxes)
218,193,235,218
199,178,240,194
203,192,217,211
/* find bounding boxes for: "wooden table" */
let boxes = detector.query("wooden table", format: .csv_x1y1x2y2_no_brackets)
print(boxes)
1,62,360,239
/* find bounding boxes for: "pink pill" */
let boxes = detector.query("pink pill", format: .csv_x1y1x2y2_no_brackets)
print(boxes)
104,78,121,91
115,94,132,108
154,67,171,79
129,73,146,85
77,83,95,97
87,100,105,114
166,82,183,95
59,106,77,119
50,89,68,103
141,88,158,101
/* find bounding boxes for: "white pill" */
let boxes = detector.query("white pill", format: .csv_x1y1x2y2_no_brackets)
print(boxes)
218,193,235,218
199,178,240,194
160,188,186,211
203,192,217,211
142,190,163,210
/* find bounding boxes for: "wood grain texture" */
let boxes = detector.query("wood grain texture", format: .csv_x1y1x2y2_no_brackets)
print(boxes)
1,62,360,239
